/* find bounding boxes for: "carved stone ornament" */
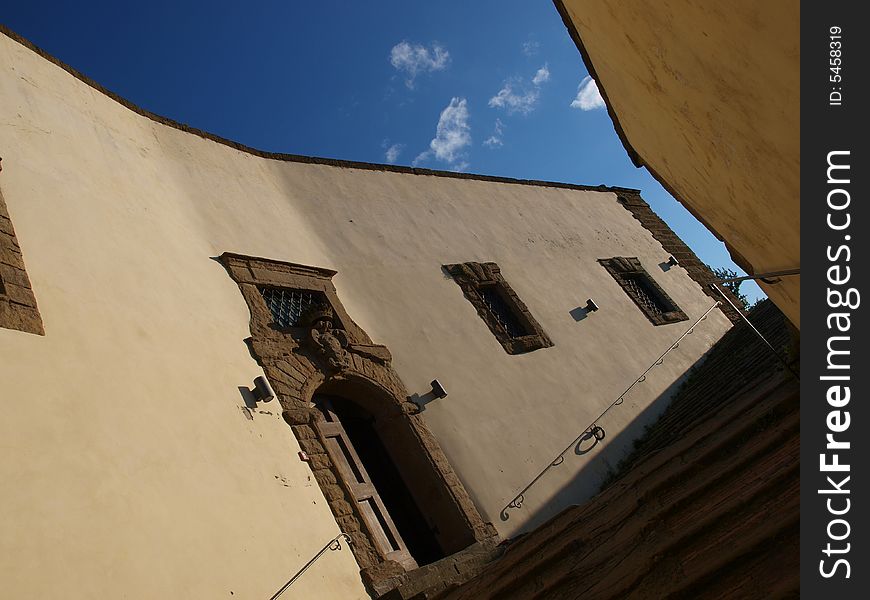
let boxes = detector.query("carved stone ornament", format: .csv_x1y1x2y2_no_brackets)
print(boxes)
305,305,352,371
218,252,496,593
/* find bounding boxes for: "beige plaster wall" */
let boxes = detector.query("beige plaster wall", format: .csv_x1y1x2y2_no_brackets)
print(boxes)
560,0,800,327
0,30,730,597
0,35,365,600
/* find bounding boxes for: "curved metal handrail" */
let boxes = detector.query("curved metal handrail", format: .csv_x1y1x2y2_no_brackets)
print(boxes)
268,533,353,600
500,302,721,520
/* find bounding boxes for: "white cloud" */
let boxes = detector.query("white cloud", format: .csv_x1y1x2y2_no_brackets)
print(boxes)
570,75,606,110
384,143,403,164
415,97,472,170
389,41,450,88
483,119,505,148
488,64,550,115
431,97,471,164
522,40,540,57
412,151,430,167
488,81,540,115
532,64,550,85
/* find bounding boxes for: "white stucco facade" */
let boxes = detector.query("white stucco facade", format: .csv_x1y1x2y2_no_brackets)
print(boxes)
0,30,732,599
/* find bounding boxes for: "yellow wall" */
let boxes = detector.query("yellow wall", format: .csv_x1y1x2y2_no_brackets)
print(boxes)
0,30,731,597
559,0,800,327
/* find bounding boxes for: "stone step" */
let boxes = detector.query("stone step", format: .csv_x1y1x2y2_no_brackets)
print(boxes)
378,539,505,599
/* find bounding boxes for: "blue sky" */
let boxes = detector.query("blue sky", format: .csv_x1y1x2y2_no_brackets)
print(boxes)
2,0,762,301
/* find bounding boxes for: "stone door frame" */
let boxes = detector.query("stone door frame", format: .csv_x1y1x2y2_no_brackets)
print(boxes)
219,253,495,593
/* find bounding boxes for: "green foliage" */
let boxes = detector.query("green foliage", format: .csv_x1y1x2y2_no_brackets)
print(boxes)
711,266,751,311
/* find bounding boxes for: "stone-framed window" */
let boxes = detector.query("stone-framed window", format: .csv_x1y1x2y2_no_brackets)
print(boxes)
599,257,688,326
444,261,552,355
0,186,44,335
259,286,330,330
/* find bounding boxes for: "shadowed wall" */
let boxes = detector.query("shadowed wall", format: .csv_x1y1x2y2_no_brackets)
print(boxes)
556,0,800,327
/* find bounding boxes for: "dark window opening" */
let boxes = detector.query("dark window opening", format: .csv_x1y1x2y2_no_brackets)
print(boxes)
259,287,327,328
600,257,688,325
478,284,529,339
444,261,552,354
624,273,670,317
318,395,446,567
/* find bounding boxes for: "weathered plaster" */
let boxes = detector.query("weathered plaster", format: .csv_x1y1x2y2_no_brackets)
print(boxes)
0,25,732,599
555,0,800,327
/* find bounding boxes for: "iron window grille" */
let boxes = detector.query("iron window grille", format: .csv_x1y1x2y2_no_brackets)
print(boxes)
444,262,552,354
259,287,328,329
599,257,688,325
478,285,529,339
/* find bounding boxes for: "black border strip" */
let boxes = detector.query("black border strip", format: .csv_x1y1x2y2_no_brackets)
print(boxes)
802,1,867,596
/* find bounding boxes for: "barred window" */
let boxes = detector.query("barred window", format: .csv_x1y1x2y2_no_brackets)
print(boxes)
444,262,552,355
259,287,328,329
599,257,687,325
478,285,529,339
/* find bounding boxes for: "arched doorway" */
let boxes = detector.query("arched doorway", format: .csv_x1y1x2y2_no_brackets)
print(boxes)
220,253,495,592
312,391,444,568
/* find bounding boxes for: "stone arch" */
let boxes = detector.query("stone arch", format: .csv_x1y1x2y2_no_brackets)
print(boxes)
219,253,495,593
310,372,406,417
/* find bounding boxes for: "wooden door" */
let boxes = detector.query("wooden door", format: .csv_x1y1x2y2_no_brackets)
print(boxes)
313,395,417,570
